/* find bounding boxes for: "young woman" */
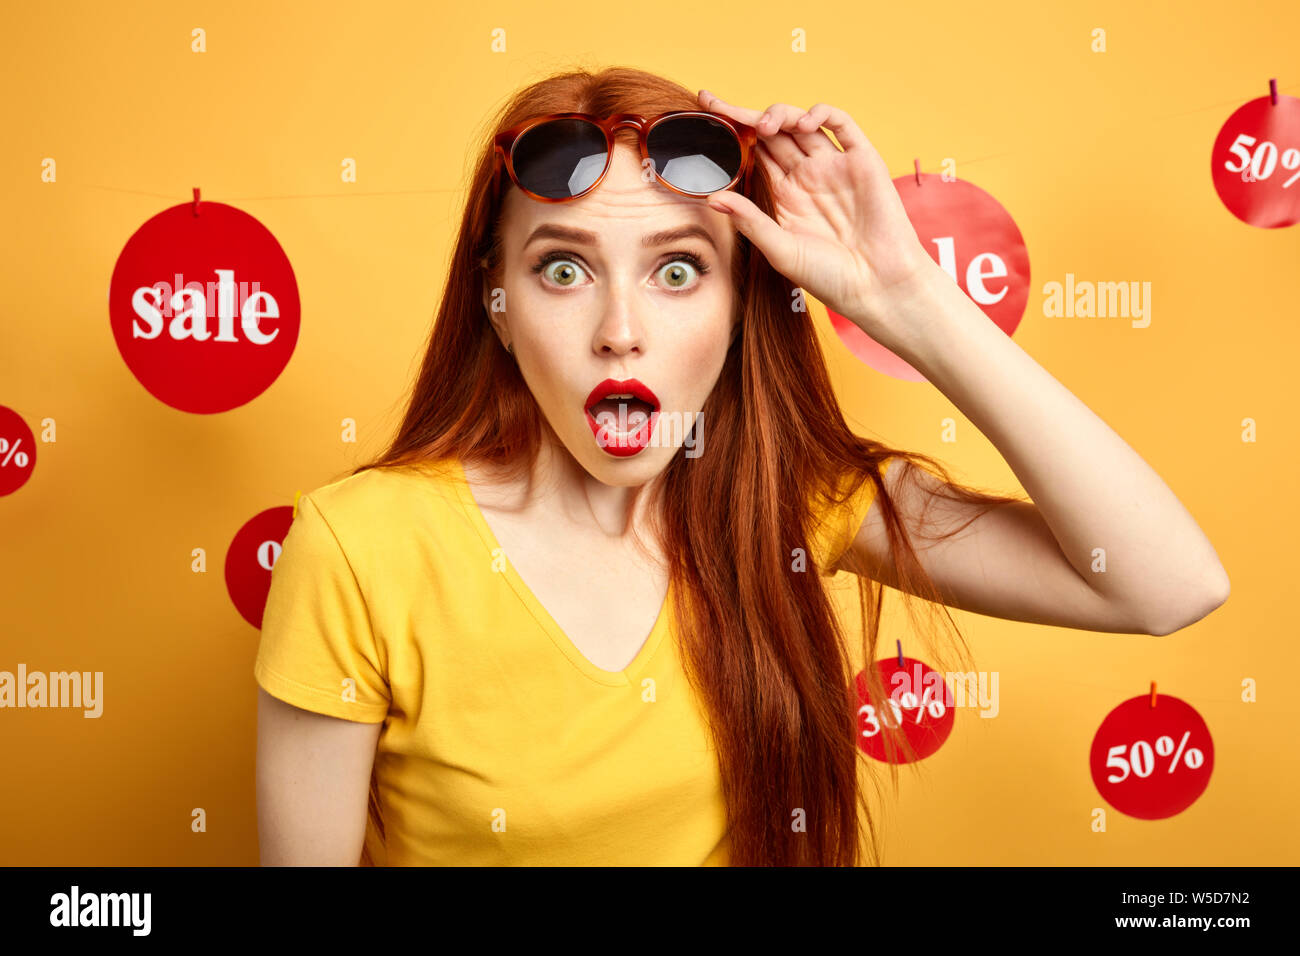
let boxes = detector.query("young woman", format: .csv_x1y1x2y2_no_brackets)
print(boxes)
254,67,1229,867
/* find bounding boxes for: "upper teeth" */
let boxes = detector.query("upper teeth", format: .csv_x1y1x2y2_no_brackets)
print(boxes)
605,393,634,400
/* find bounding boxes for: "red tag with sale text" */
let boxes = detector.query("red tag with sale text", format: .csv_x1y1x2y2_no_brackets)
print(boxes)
109,201,301,413
1089,693,1214,819
853,657,955,763
830,173,1030,382
1211,93,1300,228
226,505,296,629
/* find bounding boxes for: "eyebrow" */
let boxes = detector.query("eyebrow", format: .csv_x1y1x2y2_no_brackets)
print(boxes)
523,222,718,251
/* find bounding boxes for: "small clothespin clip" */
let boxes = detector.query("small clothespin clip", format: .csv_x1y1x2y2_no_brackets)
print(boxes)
192,187,201,217
1269,77,1278,106
292,489,302,520
913,158,922,186
1150,680,1158,708
896,639,905,668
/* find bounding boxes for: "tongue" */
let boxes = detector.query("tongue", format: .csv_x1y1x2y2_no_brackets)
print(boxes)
591,397,653,428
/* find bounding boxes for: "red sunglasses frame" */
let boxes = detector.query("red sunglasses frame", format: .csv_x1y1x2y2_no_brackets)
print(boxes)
490,111,758,204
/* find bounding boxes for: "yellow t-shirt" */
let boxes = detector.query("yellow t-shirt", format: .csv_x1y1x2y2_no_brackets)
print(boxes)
254,455,890,866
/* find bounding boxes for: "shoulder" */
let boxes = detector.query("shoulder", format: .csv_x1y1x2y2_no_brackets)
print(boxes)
808,456,902,574
303,458,466,543
286,459,480,608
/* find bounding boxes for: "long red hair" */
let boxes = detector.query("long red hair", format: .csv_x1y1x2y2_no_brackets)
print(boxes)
347,66,1022,865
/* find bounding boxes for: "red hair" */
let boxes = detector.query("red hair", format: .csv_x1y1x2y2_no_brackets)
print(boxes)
348,65,1022,865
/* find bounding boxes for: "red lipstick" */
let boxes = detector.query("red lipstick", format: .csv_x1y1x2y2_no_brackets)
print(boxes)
583,378,660,457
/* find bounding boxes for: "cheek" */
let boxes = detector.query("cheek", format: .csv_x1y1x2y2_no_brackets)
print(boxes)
505,288,576,411
505,281,558,358
666,301,735,403
685,288,736,364
675,324,728,376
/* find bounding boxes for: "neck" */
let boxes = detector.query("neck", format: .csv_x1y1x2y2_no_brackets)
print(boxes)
530,427,665,544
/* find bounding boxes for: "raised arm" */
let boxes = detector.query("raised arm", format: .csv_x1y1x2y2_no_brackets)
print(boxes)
696,91,1228,635
838,454,1224,635
848,262,1228,635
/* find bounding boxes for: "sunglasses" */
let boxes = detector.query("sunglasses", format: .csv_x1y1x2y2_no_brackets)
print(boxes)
491,111,758,203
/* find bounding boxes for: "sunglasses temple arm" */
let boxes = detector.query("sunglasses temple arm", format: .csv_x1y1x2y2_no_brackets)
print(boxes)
488,143,509,206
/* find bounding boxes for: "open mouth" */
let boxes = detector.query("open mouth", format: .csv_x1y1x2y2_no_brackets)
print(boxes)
583,378,660,457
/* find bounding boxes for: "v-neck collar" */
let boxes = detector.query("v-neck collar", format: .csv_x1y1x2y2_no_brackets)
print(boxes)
448,457,672,688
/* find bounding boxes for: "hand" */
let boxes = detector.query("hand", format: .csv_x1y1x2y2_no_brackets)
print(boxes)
698,90,939,345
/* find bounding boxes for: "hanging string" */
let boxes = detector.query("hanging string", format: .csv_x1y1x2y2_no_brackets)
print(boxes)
222,187,464,201
1029,672,1262,707
878,636,1260,706
68,78,1294,204
948,77,1296,169
74,184,464,202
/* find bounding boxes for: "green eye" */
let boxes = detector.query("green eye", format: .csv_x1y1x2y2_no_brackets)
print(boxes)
657,252,709,290
542,259,587,286
660,262,694,288
529,249,710,291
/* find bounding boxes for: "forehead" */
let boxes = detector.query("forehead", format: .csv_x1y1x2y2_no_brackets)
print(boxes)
501,145,733,257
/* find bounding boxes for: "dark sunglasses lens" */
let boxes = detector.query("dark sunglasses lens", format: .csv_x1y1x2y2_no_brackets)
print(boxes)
511,119,609,199
647,116,742,193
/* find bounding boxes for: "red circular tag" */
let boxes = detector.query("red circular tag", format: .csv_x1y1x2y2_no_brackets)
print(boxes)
830,173,1030,382
225,506,295,629
109,201,301,413
1089,693,1215,820
853,657,955,763
1211,93,1300,228
0,407,37,496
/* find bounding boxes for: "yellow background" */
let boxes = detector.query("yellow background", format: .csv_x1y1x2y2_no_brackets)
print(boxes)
2,0,1297,865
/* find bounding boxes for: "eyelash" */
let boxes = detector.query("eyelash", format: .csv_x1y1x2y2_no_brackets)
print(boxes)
529,249,711,288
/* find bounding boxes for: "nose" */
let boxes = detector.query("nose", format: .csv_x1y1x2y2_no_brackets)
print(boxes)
591,285,646,357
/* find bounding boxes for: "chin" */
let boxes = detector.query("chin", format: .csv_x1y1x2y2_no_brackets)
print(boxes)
573,436,674,486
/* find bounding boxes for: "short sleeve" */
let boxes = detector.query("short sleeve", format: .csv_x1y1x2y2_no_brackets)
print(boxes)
254,493,391,722
810,457,899,575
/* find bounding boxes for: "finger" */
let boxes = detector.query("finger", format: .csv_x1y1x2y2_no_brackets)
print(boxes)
699,92,804,173
798,102,874,155
748,104,806,171
754,103,814,170
799,101,896,193
705,188,799,278
753,140,788,184
759,102,838,159
698,89,764,126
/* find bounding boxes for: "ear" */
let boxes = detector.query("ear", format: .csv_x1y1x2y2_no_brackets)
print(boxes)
482,262,509,343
